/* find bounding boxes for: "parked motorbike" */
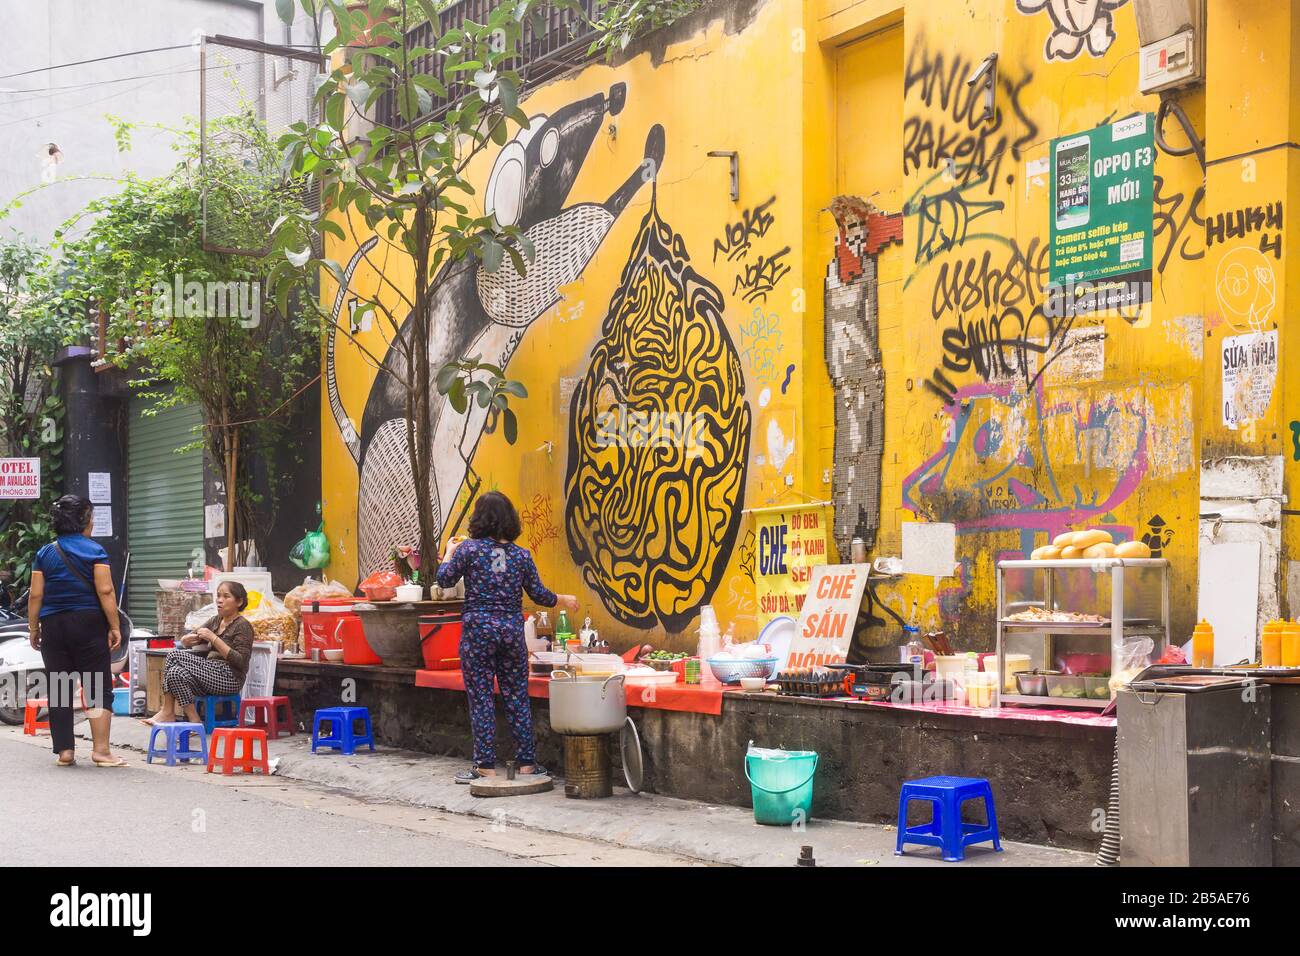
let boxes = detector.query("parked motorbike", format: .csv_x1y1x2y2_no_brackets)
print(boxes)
0,592,151,725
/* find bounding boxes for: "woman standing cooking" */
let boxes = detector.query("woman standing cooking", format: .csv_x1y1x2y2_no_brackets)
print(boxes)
436,491,577,783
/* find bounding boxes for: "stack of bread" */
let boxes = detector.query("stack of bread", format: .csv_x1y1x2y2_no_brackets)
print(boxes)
1030,529,1153,561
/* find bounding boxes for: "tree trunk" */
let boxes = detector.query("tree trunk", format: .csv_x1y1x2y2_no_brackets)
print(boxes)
408,200,438,573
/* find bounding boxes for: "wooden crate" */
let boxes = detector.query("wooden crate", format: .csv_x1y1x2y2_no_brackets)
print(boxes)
145,651,168,714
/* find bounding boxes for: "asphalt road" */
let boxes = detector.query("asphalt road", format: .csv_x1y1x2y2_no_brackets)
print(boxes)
0,732,662,867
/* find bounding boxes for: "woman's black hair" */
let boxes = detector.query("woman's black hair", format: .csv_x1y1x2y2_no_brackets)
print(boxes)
51,495,93,536
467,491,522,542
216,580,250,612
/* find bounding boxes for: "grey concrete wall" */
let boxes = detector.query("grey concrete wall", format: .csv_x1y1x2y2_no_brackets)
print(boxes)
273,660,1116,851
0,0,323,244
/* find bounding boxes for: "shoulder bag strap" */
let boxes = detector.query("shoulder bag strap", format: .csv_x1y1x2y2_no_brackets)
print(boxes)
53,542,97,594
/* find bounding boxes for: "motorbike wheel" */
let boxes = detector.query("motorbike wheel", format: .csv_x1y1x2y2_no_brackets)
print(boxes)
0,670,38,725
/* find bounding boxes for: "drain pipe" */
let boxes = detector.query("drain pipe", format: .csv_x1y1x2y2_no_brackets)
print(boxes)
1095,736,1121,866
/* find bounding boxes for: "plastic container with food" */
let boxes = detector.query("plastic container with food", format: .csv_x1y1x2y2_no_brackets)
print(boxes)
963,672,997,708
1083,674,1112,700
1046,674,1087,699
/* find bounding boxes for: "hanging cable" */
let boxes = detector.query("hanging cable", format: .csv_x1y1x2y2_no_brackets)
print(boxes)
1155,95,1206,172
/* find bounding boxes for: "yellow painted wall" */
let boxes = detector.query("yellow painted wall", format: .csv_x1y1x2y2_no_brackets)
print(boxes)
321,0,1293,653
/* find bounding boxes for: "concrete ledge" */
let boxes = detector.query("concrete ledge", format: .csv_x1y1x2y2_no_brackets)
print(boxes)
274,660,1114,851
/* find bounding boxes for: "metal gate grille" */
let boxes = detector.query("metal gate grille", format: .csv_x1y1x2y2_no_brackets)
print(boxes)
200,35,325,257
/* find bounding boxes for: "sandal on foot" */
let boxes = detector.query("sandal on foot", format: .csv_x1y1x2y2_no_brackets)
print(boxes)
55,756,76,767
455,767,490,784
517,764,549,776
91,756,129,768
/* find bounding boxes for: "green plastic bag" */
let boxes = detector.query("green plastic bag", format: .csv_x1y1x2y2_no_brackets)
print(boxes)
290,521,330,570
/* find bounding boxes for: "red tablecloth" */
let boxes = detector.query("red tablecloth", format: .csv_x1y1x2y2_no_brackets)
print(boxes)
414,669,731,716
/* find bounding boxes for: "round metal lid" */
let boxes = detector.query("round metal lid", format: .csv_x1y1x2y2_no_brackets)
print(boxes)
621,716,644,794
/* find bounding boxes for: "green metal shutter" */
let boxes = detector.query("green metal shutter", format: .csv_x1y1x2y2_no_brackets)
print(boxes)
127,398,205,629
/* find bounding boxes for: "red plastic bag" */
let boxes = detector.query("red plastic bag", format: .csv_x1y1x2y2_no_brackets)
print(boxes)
1155,643,1187,665
359,570,403,602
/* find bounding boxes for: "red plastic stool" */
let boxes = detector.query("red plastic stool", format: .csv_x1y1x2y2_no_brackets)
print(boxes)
22,698,49,736
206,727,270,776
240,696,294,739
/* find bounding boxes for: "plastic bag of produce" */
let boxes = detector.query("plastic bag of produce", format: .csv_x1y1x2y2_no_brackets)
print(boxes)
290,522,331,570
1110,636,1155,693
284,575,353,617
184,603,217,633
359,570,403,602
245,592,299,649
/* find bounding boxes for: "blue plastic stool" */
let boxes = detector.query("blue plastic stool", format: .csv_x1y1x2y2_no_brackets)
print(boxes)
312,706,375,755
195,694,241,735
146,722,209,766
895,776,1002,862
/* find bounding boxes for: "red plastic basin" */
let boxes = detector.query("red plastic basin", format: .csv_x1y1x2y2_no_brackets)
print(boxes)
419,614,462,671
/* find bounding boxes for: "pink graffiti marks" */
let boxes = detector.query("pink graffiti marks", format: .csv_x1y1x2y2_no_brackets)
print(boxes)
519,493,560,553
901,379,1148,535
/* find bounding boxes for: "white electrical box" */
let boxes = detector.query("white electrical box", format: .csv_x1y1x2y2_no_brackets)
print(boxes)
1139,29,1198,94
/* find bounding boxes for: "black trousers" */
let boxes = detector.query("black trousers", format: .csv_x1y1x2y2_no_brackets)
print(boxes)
38,608,113,753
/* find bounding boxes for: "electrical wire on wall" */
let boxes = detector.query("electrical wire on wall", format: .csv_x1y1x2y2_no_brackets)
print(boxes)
1155,94,1206,173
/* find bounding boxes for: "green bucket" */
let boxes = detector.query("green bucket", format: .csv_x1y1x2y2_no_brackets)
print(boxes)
745,745,818,826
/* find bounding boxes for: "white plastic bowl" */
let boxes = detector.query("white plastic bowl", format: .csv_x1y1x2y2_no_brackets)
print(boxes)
321,648,344,662
739,677,767,691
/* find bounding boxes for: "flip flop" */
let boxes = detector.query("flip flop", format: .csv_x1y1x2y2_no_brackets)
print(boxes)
91,756,129,768
517,764,549,776
55,756,76,767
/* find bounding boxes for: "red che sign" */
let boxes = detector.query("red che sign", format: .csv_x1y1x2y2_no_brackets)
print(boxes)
0,458,40,500
786,563,870,668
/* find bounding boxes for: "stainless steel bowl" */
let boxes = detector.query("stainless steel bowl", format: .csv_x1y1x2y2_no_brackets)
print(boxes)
1016,672,1049,696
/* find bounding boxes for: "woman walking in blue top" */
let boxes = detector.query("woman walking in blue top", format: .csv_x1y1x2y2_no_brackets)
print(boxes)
437,491,577,783
27,495,127,767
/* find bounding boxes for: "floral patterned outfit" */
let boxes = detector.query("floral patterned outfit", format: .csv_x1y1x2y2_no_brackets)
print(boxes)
437,538,557,768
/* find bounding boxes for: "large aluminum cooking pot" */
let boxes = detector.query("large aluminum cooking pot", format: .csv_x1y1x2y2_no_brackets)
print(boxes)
549,671,627,735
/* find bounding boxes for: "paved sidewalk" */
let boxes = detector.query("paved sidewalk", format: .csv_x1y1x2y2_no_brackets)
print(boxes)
57,713,1091,867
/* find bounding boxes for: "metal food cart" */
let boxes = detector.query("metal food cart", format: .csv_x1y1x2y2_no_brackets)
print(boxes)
995,557,1171,709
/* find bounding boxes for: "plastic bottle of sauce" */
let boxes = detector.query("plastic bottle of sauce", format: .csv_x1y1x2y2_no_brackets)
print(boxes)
1192,619,1215,668
1282,621,1300,668
1261,620,1282,667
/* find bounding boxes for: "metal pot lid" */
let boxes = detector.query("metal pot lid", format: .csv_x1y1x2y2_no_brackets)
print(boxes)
621,716,643,794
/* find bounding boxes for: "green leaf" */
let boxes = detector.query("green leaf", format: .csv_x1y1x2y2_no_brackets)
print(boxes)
480,237,503,272
502,380,527,399
275,0,296,25
497,74,518,114
286,247,312,267
326,92,345,131
436,363,460,394
448,377,468,414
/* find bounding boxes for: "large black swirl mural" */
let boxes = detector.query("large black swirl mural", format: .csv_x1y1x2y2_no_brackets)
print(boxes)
565,190,752,633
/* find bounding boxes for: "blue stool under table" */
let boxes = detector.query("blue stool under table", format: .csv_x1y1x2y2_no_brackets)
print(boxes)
895,775,1002,862
147,722,209,766
195,694,241,734
312,706,375,755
